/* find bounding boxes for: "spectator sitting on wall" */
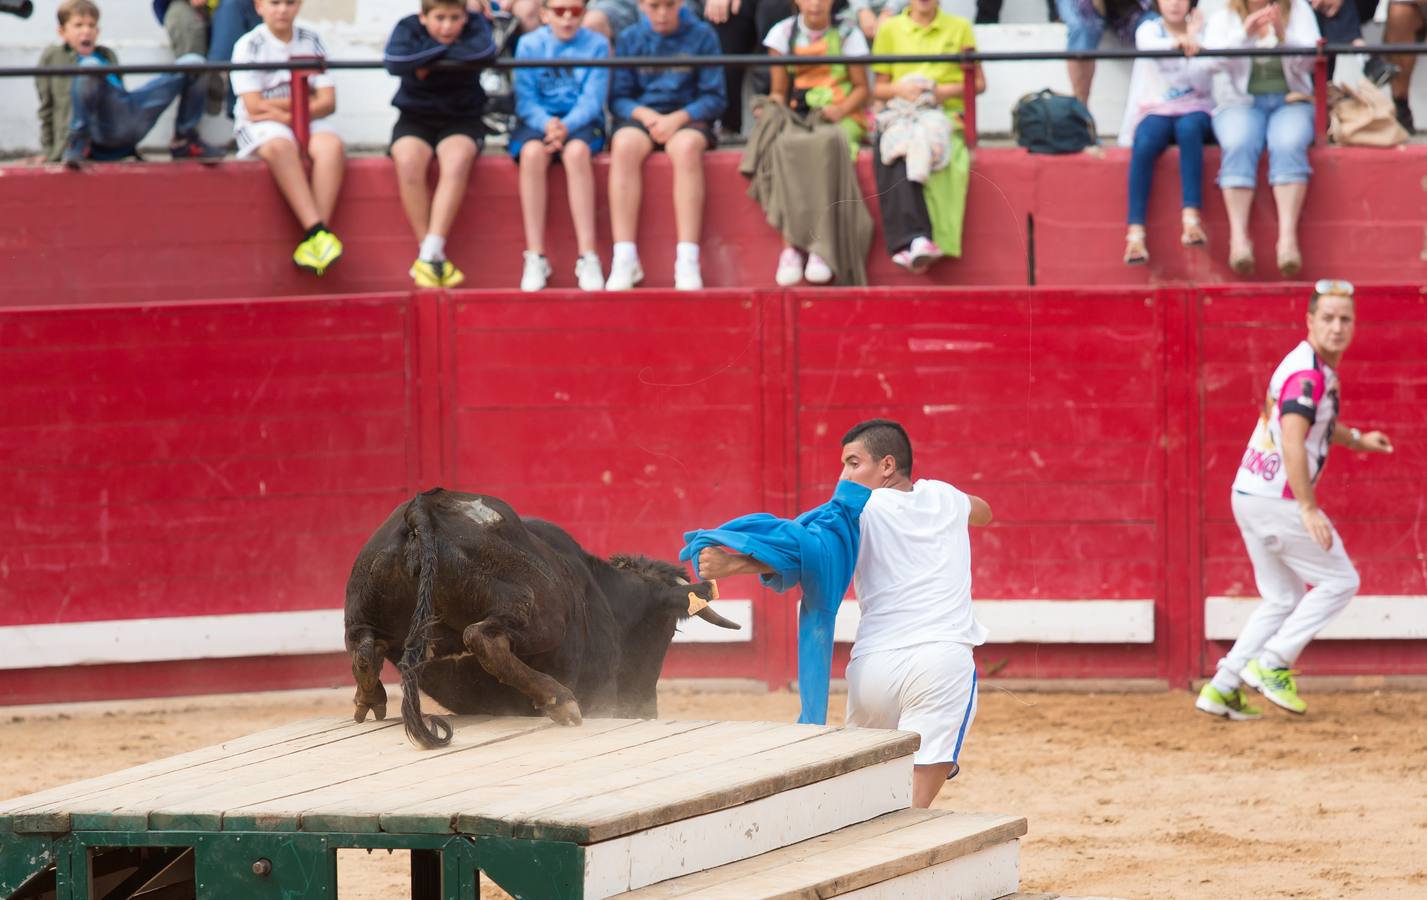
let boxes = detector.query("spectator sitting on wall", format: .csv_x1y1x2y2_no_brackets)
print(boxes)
384,0,498,288
1118,0,1214,265
37,0,221,167
1205,0,1320,277
206,0,263,117
869,0,985,273
754,0,873,285
232,0,346,276
1059,0,1151,105
1381,0,1427,132
605,0,727,290
512,0,611,291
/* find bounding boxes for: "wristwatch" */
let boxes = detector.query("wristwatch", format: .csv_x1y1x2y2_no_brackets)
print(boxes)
1350,427,1362,448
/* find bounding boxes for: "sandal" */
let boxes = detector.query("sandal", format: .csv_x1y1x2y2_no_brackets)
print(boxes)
1181,209,1207,247
1123,227,1149,265
1278,247,1303,278
1229,240,1254,275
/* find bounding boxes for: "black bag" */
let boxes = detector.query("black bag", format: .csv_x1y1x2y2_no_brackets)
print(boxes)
1012,89,1097,154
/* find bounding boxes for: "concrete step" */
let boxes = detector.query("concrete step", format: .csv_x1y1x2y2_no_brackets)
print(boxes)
613,808,1028,899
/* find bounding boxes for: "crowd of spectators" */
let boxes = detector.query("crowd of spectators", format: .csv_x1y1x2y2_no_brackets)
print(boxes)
27,0,1423,287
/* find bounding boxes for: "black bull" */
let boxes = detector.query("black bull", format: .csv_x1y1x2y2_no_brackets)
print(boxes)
343,488,738,748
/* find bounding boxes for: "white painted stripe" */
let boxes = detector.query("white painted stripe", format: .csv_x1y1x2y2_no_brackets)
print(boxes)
1205,595,1427,641
0,610,346,671
0,600,756,670
831,599,1157,644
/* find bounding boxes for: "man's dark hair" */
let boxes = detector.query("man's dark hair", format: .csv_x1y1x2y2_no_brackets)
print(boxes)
840,419,913,477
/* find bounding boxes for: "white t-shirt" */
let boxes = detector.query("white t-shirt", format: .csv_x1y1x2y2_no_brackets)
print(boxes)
850,479,988,660
230,23,335,131
1232,340,1340,500
763,15,871,57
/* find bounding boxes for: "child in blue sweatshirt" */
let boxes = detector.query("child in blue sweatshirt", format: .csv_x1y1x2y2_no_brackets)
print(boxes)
512,1,610,292
606,0,726,292
383,0,496,288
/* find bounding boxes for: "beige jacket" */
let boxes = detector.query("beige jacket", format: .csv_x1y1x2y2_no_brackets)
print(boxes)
35,43,119,162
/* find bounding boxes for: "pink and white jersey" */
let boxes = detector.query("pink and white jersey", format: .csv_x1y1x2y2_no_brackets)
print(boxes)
1232,340,1339,500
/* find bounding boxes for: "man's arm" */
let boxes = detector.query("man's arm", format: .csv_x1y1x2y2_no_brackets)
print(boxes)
698,547,775,581
1280,414,1334,551
968,494,993,527
1330,421,1394,453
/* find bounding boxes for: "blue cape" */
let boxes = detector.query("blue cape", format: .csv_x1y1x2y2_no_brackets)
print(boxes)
680,480,871,724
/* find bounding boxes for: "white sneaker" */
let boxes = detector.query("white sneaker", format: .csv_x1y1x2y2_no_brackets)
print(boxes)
775,248,805,286
907,236,944,274
520,251,551,292
674,258,703,291
575,253,604,291
804,252,833,284
605,255,644,291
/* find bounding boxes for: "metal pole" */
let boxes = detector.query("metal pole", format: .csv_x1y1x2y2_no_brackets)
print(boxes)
290,66,312,157
961,60,978,149
1314,38,1329,146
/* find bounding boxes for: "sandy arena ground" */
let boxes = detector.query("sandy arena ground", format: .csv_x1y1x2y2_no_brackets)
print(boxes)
3,686,1426,899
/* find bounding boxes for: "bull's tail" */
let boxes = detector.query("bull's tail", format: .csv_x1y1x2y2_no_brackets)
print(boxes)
398,490,453,749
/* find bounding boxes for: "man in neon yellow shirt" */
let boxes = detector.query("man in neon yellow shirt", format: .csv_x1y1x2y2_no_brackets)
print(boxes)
870,0,985,272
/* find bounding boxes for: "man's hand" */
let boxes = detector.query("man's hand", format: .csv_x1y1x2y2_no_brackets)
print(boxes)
697,547,772,580
894,79,931,102
703,0,739,24
1300,506,1335,551
1358,430,1393,453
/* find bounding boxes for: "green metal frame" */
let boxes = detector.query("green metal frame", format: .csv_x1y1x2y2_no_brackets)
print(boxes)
0,829,584,900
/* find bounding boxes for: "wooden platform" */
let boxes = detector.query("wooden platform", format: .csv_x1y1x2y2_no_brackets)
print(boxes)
0,716,1025,899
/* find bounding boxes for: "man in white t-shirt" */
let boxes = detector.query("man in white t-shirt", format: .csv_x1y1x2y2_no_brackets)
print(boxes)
839,419,992,808
1197,281,1394,720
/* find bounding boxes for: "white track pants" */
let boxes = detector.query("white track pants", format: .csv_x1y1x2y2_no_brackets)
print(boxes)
1216,492,1361,686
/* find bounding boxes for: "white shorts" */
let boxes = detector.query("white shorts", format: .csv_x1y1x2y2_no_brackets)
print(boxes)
845,641,978,769
234,119,340,159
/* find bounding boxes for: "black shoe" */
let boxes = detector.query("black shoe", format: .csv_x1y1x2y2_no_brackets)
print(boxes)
1394,97,1416,135
170,137,225,164
61,133,88,169
1363,55,1400,89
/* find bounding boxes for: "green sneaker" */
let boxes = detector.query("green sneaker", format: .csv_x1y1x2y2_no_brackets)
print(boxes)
1195,684,1263,720
293,228,343,276
1241,659,1307,714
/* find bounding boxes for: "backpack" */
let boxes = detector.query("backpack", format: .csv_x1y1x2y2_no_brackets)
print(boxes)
1012,89,1097,154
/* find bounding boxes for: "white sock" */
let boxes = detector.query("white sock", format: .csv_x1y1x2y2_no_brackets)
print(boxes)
676,242,700,263
613,242,638,265
1209,669,1240,695
419,234,446,262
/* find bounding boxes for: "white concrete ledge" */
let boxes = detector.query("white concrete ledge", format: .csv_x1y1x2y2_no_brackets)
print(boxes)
1205,595,1427,641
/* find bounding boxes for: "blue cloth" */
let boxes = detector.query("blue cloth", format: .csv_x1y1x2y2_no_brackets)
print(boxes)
513,26,611,134
1127,111,1211,225
384,13,497,119
610,7,726,124
680,480,871,725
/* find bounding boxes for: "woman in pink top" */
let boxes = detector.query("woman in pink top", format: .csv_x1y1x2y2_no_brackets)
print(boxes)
1119,0,1215,265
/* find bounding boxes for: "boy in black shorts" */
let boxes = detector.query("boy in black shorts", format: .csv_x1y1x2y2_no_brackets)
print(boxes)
384,0,497,287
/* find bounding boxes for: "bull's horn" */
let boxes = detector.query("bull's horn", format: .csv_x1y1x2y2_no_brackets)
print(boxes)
695,604,741,630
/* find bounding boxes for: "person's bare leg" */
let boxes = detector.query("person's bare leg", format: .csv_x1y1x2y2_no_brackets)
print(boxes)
429,135,479,241
1272,181,1307,272
307,132,345,224
1385,4,1424,105
519,139,552,254
392,136,435,241
1068,59,1095,105
562,139,598,255
1223,186,1255,269
609,128,653,243
913,763,956,808
665,129,707,244
257,138,321,228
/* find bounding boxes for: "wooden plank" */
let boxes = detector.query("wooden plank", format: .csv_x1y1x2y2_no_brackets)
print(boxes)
482,726,918,844
93,718,543,833
380,719,745,835
837,841,1021,900
1,718,354,832
49,720,403,832
614,809,1027,898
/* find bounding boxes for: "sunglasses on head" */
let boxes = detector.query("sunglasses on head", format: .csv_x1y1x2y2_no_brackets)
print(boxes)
548,4,585,16
1314,279,1354,296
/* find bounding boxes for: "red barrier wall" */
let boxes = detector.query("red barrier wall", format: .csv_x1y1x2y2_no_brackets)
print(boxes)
5,146,1427,307
3,286,1422,705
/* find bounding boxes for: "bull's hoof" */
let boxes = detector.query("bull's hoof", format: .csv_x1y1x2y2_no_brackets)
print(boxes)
353,702,388,723
542,698,583,727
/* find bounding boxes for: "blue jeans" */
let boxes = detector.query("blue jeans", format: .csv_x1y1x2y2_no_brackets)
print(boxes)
1213,95,1315,189
1127,111,1212,225
70,53,207,153
209,0,262,117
